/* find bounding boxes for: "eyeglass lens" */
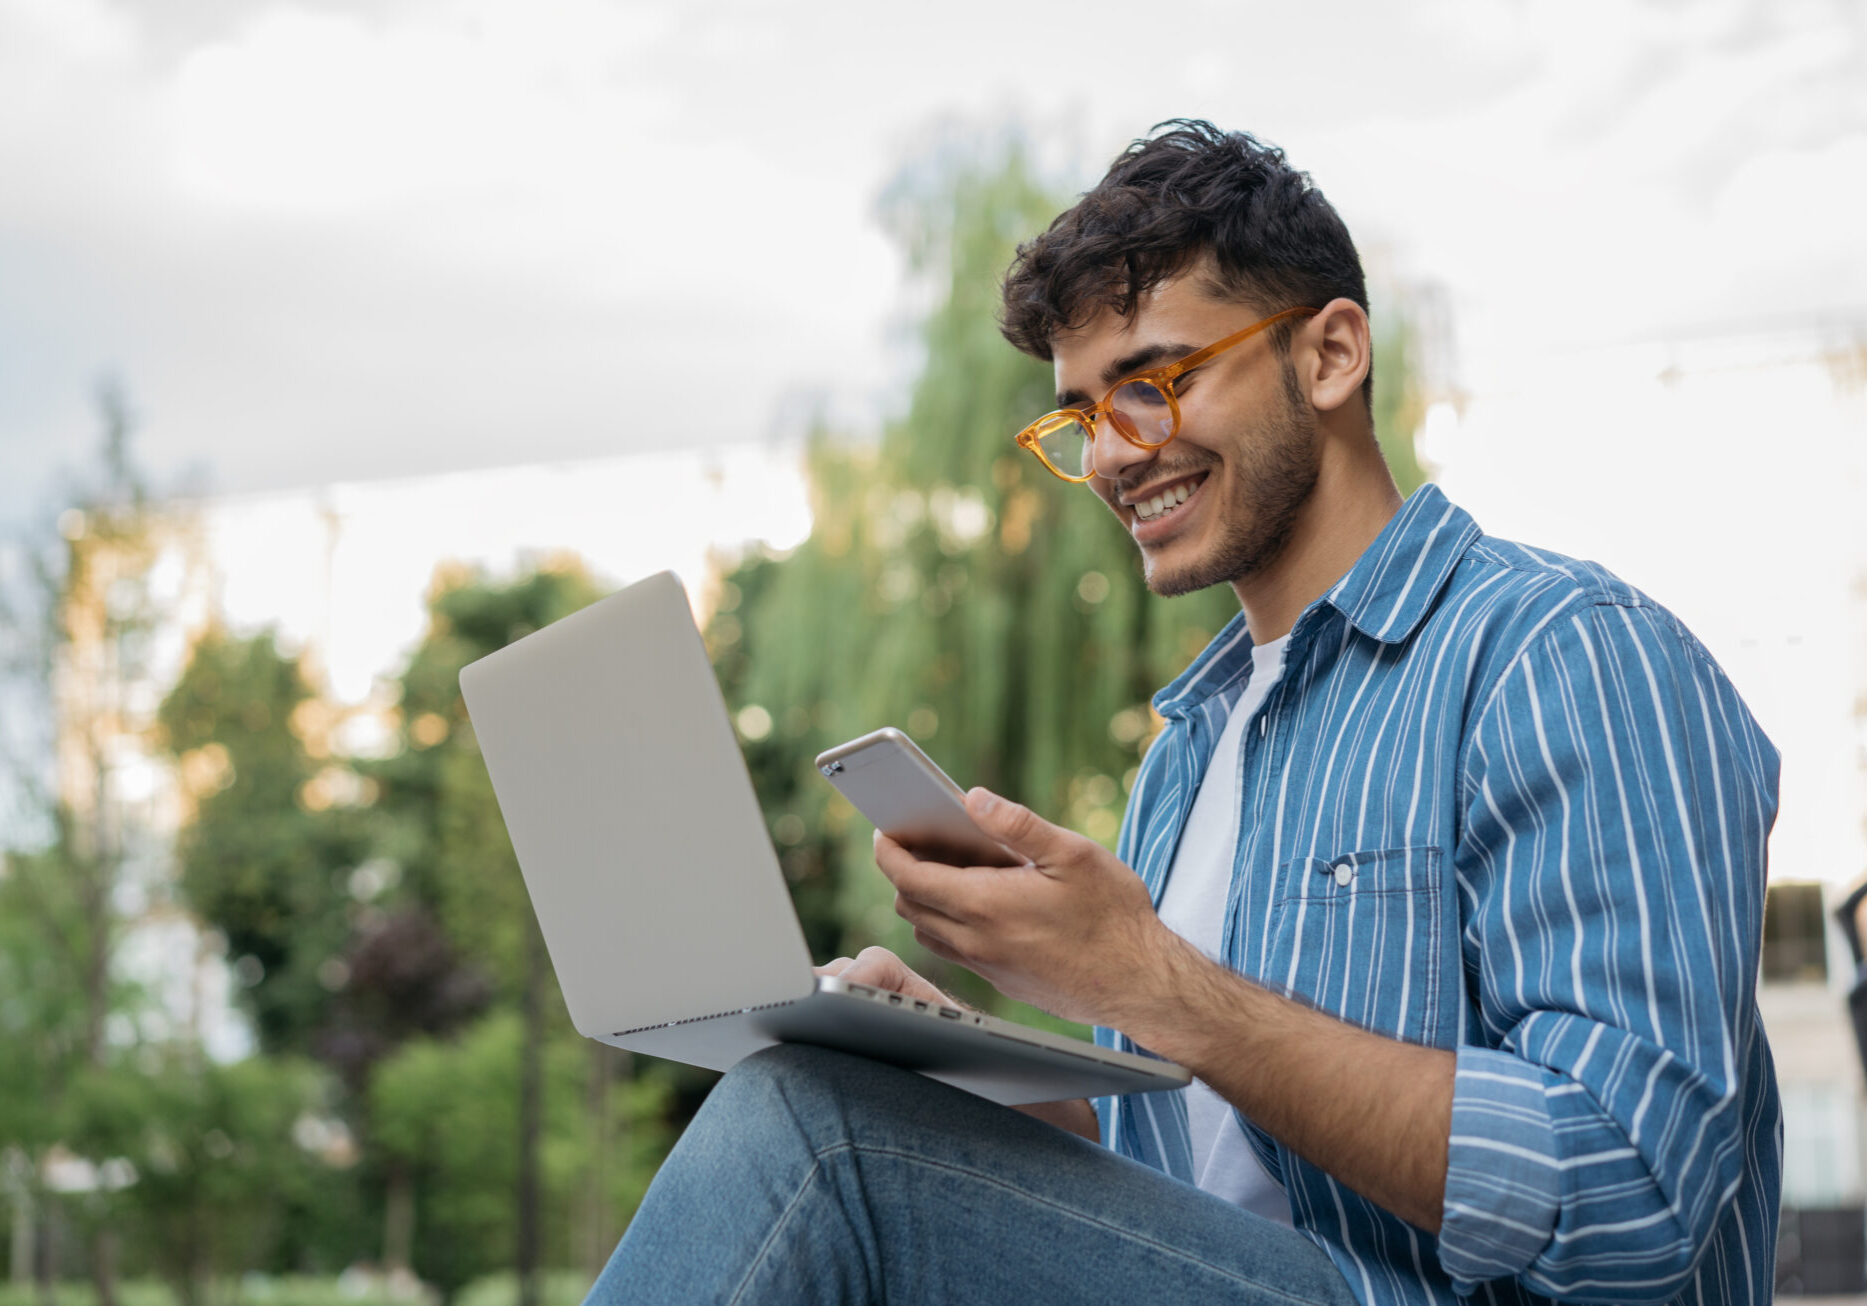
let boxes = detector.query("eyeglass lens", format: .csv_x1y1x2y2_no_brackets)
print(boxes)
1034,379,1176,479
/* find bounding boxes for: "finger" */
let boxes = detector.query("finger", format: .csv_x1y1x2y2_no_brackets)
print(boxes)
838,945,956,1007
840,946,907,988
892,890,967,939
965,787,1068,866
873,834,987,921
871,832,919,886
912,924,967,968
812,956,855,977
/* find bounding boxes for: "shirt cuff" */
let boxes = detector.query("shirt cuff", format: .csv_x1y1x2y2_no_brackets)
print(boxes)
1438,1046,1561,1290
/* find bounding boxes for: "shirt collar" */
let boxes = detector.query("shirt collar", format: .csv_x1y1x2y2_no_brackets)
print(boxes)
1153,611,1256,719
1322,483,1480,646
1152,483,1480,718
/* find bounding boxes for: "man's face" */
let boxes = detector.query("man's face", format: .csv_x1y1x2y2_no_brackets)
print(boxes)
1050,271,1319,598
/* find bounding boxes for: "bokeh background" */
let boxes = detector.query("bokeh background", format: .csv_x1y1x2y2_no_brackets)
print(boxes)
2,0,1864,1302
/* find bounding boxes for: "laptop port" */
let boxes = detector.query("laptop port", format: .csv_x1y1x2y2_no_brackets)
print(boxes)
887,994,902,1005
913,1000,928,1012
939,1007,962,1020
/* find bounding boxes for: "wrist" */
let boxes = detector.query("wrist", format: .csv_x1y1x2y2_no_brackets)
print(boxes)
1101,928,1221,1053
1105,933,1293,1076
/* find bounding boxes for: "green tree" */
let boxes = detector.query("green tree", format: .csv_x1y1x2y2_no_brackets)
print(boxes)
154,627,397,1283
64,1053,325,1306
369,1014,669,1301
0,382,174,1304
361,561,617,1305
157,629,367,1055
0,847,90,1302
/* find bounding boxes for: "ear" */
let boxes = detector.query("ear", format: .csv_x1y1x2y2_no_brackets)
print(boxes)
1295,298,1371,416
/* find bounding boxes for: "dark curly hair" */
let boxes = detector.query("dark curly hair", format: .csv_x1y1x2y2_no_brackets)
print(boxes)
1000,120,1371,405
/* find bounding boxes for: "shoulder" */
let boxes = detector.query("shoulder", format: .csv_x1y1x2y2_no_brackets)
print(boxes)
1433,527,1774,771
1454,535,1776,791
1456,532,1723,684
1429,526,1723,680
1460,533,1645,614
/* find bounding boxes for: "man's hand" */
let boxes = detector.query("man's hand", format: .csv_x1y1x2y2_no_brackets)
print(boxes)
814,945,955,1009
873,787,1193,1030
876,790,1452,1227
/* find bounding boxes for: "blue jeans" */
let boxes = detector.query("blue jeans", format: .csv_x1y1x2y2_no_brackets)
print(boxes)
590,1044,1356,1305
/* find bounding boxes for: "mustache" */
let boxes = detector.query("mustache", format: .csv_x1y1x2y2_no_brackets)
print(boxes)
1100,458,1215,497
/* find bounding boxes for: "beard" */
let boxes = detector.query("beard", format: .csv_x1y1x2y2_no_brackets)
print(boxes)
1142,365,1319,598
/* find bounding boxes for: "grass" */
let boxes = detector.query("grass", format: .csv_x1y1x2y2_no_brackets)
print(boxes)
0,1273,593,1306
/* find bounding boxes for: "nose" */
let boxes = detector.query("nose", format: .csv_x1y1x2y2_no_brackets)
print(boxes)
1089,412,1154,485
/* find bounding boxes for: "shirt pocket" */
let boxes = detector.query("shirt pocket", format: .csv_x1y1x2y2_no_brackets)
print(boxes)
1263,847,1445,1047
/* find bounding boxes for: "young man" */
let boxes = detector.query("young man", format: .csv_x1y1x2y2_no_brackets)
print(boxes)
591,121,1780,1304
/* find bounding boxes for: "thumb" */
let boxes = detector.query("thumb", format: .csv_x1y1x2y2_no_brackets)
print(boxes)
965,787,1063,863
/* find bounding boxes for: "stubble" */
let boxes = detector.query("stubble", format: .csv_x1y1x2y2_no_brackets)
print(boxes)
1145,363,1319,598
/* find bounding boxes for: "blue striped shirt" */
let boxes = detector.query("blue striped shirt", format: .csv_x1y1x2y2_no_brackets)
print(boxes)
1093,483,1781,1306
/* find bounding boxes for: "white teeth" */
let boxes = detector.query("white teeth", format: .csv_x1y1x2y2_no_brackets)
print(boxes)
1133,481,1195,522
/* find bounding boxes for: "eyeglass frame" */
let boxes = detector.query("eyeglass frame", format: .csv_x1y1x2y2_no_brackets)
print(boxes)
1013,305,1321,483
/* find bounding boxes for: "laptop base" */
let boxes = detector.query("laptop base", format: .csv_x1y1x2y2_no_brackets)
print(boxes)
608,978,1180,1106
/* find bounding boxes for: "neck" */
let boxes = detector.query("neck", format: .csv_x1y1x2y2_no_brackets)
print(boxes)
1230,427,1402,642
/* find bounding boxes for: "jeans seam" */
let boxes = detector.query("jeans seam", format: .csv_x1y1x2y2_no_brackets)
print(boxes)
727,1155,827,1306
836,1142,1344,1304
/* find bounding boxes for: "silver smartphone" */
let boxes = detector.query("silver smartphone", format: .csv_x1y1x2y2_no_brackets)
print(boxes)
815,728,1021,867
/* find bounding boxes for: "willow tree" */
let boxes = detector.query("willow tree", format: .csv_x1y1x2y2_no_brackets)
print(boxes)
715,132,1426,1022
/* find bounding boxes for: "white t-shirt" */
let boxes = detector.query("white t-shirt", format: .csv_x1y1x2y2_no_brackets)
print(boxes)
1154,633,1292,1223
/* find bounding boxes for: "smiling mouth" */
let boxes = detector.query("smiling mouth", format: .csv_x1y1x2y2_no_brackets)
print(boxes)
1129,474,1204,522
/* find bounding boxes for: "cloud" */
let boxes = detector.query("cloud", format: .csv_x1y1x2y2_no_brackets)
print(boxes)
0,0,902,523
0,0,1858,529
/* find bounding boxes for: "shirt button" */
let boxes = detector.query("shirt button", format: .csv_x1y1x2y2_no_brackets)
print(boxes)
1333,863,1354,887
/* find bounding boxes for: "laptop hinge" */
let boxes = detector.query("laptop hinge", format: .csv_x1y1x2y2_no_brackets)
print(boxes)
612,994,806,1038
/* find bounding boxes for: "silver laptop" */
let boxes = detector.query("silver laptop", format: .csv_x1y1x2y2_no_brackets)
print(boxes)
458,569,1189,1106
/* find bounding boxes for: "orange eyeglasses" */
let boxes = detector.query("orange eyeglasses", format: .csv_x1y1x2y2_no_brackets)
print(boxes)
1013,306,1318,482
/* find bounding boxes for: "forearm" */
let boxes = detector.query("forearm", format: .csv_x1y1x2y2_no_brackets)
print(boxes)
1013,1096,1099,1141
1112,936,1452,1231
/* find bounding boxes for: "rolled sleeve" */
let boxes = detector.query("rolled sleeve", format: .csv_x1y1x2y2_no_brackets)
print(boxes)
1446,600,1778,1300
1440,1047,1561,1287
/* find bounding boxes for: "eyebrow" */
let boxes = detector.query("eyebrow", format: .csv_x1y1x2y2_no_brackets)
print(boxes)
1055,341,1197,408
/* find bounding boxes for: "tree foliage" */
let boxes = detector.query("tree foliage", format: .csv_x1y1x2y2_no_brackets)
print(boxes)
158,630,367,1055
369,1014,668,1299
355,561,619,1303
66,1054,325,1306
0,382,180,1304
364,561,598,959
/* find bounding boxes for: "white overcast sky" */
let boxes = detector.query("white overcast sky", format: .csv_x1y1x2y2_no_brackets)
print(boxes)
1,0,1862,529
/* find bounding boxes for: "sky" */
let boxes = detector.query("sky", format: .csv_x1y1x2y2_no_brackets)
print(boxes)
2,0,1862,530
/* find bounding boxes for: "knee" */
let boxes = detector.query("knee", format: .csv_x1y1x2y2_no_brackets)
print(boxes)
718,1042,858,1115
739,1040,845,1080
708,1043,898,1144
